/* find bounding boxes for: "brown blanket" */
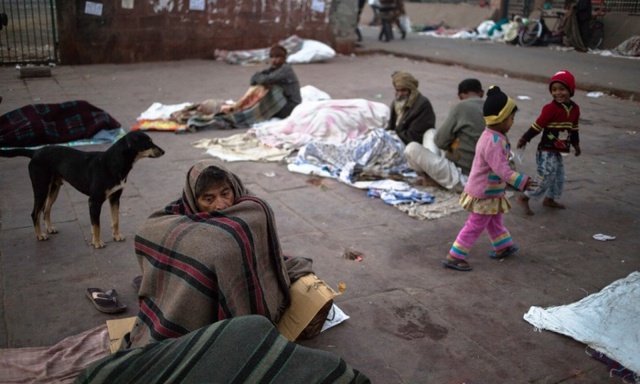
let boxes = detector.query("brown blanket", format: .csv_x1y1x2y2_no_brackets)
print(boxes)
128,160,291,347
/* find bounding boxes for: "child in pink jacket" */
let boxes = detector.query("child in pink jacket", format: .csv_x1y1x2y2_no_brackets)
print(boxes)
442,86,537,272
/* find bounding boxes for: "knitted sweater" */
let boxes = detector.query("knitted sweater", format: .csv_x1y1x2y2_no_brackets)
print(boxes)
464,129,530,199
433,97,485,175
519,100,580,153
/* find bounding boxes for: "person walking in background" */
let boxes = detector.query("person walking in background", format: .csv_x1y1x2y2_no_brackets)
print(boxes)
386,71,436,145
378,0,406,41
356,0,367,42
378,0,396,41
368,0,381,26
516,70,581,216
394,0,407,39
442,86,537,272
573,0,592,47
404,78,485,190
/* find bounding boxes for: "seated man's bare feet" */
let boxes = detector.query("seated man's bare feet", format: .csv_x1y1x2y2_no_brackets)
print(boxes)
517,194,534,216
543,198,566,209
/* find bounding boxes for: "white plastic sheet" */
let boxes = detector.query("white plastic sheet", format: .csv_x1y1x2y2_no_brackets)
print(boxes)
523,271,640,373
286,40,336,64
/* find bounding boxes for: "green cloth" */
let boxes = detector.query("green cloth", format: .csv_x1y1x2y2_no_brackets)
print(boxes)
188,86,287,130
76,315,370,384
434,97,485,175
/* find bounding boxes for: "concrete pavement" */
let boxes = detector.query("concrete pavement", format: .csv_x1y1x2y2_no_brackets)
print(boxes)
356,25,640,101
1,31,639,383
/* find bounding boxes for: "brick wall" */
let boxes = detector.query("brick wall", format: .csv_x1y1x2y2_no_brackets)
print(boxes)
57,0,357,64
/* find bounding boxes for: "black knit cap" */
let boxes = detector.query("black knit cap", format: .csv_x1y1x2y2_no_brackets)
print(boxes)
483,85,517,125
458,78,483,94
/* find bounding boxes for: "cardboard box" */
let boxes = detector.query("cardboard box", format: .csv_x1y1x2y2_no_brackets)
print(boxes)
276,274,340,341
106,317,136,353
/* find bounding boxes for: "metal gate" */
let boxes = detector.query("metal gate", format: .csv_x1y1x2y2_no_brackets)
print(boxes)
0,0,58,65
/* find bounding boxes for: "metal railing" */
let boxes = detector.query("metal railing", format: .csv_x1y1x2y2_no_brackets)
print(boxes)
605,0,640,12
0,0,58,65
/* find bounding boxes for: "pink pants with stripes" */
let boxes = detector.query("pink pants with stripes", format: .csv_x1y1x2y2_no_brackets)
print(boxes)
449,212,513,260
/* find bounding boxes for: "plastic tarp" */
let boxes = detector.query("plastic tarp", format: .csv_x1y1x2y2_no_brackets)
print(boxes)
523,271,640,374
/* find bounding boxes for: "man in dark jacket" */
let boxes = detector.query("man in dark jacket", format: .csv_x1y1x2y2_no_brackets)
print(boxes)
250,44,302,119
386,71,435,145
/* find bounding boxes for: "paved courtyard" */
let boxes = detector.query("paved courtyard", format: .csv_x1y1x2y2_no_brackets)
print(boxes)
1,34,639,382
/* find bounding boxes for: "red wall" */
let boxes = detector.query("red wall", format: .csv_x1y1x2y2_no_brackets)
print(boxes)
56,0,350,64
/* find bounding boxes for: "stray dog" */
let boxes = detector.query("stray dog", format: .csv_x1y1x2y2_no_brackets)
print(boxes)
0,131,165,248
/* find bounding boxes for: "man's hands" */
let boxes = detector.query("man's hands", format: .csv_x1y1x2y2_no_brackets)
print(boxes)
574,144,581,156
517,138,527,149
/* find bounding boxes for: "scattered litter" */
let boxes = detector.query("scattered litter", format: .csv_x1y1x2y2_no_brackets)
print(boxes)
263,171,275,177
626,131,636,135
338,282,346,293
593,233,616,241
586,91,605,98
343,249,364,261
321,304,350,332
517,95,532,100
306,176,325,187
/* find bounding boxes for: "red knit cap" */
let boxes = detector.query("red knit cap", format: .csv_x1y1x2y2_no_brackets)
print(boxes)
549,70,575,96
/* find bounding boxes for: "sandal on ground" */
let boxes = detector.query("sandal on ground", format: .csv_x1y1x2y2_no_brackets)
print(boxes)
543,198,565,209
86,288,127,314
490,244,520,259
441,257,473,271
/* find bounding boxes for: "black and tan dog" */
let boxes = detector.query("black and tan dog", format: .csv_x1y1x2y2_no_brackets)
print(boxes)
0,131,165,248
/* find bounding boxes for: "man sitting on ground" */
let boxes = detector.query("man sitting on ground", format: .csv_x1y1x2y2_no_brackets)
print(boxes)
221,44,301,119
404,78,485,190
175,44,301,130
386,71,436,145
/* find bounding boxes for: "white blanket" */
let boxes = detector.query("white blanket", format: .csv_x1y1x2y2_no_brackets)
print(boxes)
523,271,640,374
249,99,389,150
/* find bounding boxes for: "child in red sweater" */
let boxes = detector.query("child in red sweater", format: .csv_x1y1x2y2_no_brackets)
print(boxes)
516,70,582,215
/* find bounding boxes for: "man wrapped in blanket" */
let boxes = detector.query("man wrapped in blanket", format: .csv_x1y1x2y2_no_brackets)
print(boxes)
75,160,370,383
126,160,292,348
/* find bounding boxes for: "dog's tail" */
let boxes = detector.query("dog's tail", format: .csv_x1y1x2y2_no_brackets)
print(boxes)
0,149,36,158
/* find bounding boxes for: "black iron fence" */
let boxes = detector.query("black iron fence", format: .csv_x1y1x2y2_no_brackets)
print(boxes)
0,0,58,65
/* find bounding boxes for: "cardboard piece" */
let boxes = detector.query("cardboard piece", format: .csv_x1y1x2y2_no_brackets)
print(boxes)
276,274,340,341
106,317,136,353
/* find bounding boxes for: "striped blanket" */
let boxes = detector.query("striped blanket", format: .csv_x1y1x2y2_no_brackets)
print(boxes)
0,100,121,147
187,86,287,130
128,161,291,348
76,315,370,383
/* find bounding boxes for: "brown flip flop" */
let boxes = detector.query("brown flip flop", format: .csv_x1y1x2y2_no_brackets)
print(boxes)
86,288,127,314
